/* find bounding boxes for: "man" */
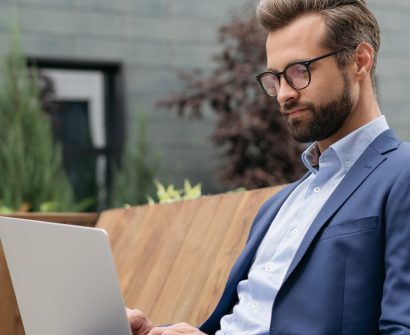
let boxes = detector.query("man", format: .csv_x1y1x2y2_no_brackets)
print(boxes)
127,0,410,334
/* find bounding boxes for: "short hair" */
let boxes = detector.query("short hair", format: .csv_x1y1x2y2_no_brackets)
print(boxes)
256,0,380,86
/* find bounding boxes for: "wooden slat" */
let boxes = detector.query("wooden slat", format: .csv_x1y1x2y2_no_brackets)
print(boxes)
151,195,227,323
174,191,248,323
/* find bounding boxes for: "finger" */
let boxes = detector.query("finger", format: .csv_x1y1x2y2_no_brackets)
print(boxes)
147,323,205,334
147,326,166,335
126,308,144,317
126,308,153,334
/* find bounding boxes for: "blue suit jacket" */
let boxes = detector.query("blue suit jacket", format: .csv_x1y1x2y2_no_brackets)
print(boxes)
200,130,410,335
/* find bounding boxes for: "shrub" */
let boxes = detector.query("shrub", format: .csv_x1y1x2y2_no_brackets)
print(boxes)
110,111,159,207
0,40,76,212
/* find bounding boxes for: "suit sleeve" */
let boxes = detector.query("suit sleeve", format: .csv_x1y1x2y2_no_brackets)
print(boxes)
380,166,410,333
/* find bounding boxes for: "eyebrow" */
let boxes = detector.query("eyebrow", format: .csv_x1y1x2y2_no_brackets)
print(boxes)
266,58,308,73
266,67,278,73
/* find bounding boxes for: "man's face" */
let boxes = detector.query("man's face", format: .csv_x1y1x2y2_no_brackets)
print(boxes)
266,14,353,143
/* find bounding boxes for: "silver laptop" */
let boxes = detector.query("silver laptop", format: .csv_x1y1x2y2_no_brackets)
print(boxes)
0,216,132,335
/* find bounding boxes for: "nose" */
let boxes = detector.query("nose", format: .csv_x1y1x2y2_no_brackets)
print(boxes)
276,79,299,106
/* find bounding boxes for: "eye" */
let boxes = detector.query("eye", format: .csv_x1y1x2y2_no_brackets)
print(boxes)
259,73,280,96
286,64,310,89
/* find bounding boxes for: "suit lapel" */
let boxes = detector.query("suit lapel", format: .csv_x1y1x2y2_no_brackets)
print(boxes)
283,129,400,283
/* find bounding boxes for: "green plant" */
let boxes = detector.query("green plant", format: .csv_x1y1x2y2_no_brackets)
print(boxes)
147,179,202,204
0,201,14,214
0,38,76,212
110,111,159,207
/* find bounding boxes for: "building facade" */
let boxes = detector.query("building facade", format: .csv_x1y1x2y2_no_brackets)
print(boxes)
0,0,408,204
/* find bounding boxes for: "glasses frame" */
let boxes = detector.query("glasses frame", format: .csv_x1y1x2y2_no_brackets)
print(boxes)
255,49,346,97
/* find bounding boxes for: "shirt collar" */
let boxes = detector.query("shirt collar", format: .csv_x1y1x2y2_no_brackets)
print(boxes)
302,142,321,174
302,115,389,174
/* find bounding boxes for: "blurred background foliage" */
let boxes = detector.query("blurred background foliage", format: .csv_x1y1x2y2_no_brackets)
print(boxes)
109,111,158,208
0,39,77,212
159,11,306,189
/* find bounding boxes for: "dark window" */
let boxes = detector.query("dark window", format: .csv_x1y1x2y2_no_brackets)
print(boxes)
28,59,125,210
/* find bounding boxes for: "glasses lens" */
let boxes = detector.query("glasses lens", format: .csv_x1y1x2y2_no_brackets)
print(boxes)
285,63,310,89
259,73,279,96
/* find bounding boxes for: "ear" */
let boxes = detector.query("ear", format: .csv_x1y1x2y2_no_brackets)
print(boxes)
353,42,374,80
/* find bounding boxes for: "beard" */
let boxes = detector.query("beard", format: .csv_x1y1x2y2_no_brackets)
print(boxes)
283,73,353,143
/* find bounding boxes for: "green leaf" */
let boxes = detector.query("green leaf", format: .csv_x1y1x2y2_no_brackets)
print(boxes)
146,196,156,205
183,179,192,194
39,201,59,213
183,183,202,200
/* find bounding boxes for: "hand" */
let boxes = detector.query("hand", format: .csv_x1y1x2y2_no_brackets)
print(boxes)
126,308,154,335
147,323,206,334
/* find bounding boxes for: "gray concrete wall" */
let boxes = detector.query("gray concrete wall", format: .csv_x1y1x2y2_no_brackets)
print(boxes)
370,0,410,141
0,0,409,195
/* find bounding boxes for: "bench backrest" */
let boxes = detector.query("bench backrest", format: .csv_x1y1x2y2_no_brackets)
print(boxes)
0,186,281,333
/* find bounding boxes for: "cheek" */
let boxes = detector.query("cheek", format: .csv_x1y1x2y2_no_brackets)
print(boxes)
314,69,344,91
302,71,345,104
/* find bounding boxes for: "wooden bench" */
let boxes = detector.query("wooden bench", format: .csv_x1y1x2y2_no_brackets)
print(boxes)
0,186,282,334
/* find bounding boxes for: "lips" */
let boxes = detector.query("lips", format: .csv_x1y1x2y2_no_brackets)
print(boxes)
285,108,310,117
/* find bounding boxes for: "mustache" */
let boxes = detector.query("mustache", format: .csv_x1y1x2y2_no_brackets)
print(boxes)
283,101,315,113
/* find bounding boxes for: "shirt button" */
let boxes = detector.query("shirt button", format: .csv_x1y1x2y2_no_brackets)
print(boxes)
345,160,352,167
290,228,298,235
252,303,258,309
265,265,274,272
314,187,321,193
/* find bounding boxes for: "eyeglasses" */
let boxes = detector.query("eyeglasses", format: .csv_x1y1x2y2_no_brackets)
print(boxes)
255,49,346,97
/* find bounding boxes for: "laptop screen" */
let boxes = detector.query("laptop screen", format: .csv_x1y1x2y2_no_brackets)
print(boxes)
0,216,132,335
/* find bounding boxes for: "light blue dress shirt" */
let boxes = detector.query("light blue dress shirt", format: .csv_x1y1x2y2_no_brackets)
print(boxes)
216,116,389,335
